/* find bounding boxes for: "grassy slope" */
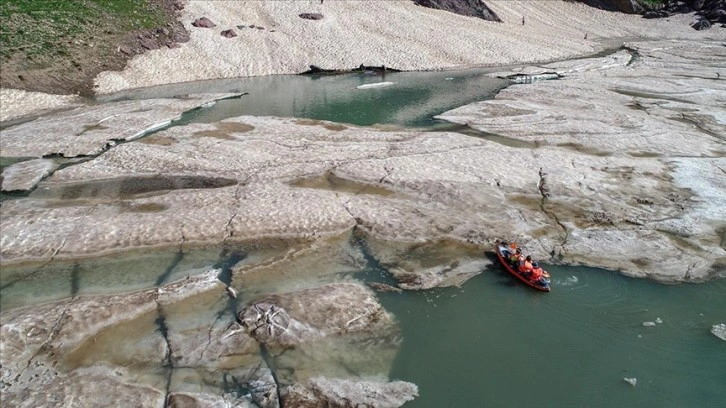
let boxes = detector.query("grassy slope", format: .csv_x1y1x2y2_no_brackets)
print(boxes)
0,0,172,94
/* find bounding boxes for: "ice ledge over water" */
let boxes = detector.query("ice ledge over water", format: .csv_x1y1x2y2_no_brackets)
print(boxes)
711,324,726,341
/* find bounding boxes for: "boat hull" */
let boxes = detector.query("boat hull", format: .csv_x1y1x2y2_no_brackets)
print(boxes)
496,244,550,292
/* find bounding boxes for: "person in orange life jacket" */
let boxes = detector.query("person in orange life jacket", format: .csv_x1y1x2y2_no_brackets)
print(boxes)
519,255,533,275
530,262,544,282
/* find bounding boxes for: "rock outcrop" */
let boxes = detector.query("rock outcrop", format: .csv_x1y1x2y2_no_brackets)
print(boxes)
192,17,216,28
576,0,645,13
413,0,502,22
582,0,726,28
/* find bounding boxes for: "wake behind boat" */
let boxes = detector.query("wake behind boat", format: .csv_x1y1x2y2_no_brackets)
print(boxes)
496,242,551,292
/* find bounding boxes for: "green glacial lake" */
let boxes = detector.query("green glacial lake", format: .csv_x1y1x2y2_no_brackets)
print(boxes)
98,68,509,129
380,264,726,408
4,66,725,407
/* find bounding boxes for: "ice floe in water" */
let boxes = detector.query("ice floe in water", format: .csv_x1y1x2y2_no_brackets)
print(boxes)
642,321,656,327
357,82,396,89
624,378,637,387
711,323,726,341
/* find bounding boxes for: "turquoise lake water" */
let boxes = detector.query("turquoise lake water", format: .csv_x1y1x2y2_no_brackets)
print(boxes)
98,68,509,129
380,264,726,408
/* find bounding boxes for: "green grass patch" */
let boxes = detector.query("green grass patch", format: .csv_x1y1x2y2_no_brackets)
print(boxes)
638,0,666,7
0,0,170,63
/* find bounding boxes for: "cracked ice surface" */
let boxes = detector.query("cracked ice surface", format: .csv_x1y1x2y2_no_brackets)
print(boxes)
1,108,724,280
0,93,241,158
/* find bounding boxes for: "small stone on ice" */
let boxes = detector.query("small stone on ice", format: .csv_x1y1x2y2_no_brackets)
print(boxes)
624,377,637,387
642,321,656,327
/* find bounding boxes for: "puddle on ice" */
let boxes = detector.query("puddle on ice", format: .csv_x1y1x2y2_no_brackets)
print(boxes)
31,175,237,202
289,172,396,197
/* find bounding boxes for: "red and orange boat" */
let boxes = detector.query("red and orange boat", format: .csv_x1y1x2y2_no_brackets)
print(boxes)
495,242,551,292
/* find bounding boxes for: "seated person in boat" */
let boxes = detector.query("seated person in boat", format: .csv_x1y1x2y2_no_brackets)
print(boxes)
510,248,522,267
530,262,544,283
519,255,533,275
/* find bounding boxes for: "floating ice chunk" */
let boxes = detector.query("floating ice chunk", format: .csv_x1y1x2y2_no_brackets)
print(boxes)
711,323,726,341
655,318,663,324
624,378,637,387
642,321,656,327
356,82,395,89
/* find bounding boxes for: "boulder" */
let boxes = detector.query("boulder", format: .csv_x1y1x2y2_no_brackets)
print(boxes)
139,37,160,50
413,0,501,22
192,17,216,28
692,17,712,29
221,29,237,38
118,44,134,55
299,13,324,20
